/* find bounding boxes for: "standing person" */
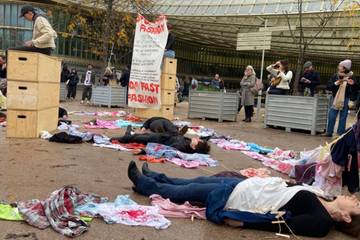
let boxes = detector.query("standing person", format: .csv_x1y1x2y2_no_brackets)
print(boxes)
9,5,57,55
81,64,95,104
211,74,224,91
182,77,190,98
325,60,357,137
102,67,113,86
191,76,198,90
266,60,293,95
66,69,79,100
120,65,130,105
0,55,7,96
240,66,256,122
61,64,70,83
299,61,320,96
164,24,175,58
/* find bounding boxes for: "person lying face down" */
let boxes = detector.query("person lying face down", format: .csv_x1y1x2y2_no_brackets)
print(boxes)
111,124,210,154
127,161,360,238
139,117,188,136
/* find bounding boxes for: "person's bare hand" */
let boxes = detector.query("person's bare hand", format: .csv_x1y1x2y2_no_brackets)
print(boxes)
24,41,33,47
335,80,344,85
347,79,355,85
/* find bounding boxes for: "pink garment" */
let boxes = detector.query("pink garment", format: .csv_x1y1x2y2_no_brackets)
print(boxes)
84,120,118,129
149,194,206,220
313,154,343,197
210,139,249,151
267,148,296,161
262,159,294,175
239,168,271,178
166,158,207,169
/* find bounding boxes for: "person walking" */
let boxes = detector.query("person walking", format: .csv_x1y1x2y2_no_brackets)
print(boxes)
61,64,70,83
325,60,357,137
240,66,256,122
120,65,131,104
9,5,57,55
81,64,95,104
66,69,79,100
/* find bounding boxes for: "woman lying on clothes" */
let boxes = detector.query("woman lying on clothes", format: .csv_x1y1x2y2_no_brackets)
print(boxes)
127,161,360,238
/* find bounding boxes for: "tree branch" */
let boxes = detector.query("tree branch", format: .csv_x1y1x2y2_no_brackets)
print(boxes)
284,10,297,44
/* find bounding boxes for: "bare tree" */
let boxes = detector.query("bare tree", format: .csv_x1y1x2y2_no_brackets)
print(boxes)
64,0,155,65
284,0,345,95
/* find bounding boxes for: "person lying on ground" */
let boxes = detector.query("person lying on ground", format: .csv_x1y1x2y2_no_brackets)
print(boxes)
111,125,209,154
127,161,360,238
139,117,188,135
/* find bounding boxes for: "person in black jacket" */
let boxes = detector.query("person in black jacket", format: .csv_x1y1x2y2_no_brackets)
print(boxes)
299,61,320,96
61,64,70,83
66,68,79,100
0,55,7,96
326,60,357,137
120,65,130,104
140,117,188,136
164,24,175,58
111,125,210,154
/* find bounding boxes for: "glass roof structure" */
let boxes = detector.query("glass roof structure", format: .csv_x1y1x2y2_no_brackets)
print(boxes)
154,0,346,17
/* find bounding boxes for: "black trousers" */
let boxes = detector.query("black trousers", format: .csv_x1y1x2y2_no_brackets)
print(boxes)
142,117,179,135
67,85,77,99
244,105,254,119
82,85,92,101
8,46,52,55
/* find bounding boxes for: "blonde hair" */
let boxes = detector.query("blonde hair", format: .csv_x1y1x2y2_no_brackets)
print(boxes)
245,65,255,76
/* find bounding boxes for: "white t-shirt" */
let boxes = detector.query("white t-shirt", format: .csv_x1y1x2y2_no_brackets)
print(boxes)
84,70,92,86
225,177,326,214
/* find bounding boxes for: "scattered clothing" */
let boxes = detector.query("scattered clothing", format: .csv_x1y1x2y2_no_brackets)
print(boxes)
49,132,83,144
239,168,271,178
17,186,106,237
210,139,249,151
0,204,23,221
76,195,170,229
150,194,206,220
84,119,142,129
115,120,143,129
139,156,166,163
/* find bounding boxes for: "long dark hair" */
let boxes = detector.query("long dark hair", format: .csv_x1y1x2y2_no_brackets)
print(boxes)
280,60,289,73
335,215,360,238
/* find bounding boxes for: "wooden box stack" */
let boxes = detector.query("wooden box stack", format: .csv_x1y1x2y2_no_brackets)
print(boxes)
6,50,61,138
135,58,177,120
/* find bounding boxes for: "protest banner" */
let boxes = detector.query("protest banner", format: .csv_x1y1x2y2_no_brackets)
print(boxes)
128,14,168,109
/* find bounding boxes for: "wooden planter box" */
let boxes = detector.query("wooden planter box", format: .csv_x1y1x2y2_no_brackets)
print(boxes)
188,91,239,122
92,86,127,108
264,94,329,135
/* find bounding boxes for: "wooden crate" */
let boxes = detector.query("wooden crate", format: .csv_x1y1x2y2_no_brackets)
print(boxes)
7,50,61,83
7,107,58,138
161,90,175,105
161,74,176,90
135,104,174,120
162,58,177,75
7,81,60,110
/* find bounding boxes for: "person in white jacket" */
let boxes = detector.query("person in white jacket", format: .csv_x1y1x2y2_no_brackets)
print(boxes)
9,5,57,55
266,60,293,95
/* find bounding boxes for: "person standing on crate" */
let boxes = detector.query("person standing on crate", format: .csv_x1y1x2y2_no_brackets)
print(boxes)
164,24,175,59
9,5,57,56
81,64,95,104
66,68,79,100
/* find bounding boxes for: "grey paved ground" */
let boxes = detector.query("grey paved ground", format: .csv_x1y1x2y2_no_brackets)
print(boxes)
0,100,357,240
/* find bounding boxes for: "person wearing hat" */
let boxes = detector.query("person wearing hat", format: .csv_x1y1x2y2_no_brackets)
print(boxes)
325,59,357,137
164,24,175,58
9,5,57,55
299,61,320,96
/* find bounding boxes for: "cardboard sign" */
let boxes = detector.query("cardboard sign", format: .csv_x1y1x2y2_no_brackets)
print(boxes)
128,14,168,109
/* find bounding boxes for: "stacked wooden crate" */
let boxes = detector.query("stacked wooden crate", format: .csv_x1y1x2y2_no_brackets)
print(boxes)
6,50,61,138
135,58,177,120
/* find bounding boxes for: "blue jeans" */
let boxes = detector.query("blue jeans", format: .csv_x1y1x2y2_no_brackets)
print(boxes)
326,97,349,135
164,50,175,59
135,172,242,204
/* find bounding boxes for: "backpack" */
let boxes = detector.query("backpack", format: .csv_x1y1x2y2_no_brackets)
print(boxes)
251,78,264,94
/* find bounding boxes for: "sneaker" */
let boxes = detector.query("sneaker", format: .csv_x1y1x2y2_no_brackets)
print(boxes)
179,125,188,135
80,100,84,104
86,100,90,104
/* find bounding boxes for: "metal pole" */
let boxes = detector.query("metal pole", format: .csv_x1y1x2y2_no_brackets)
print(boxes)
257,19,267,121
